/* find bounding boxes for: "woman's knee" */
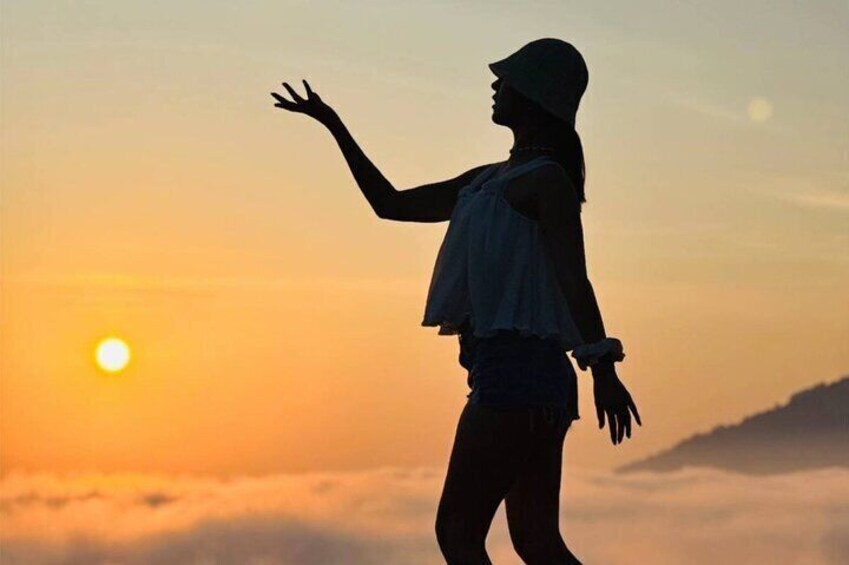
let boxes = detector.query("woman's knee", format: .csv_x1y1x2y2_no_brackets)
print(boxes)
511,531,581,565
508,525,567,562
435,512,489,563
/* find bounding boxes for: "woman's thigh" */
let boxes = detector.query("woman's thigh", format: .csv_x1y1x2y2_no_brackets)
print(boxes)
503,414,570,543
436,401,532,537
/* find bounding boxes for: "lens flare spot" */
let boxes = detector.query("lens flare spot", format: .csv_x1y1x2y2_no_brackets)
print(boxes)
747,97,773,123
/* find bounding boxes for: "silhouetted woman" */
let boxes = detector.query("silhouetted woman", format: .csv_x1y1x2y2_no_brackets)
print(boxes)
272,37,641,565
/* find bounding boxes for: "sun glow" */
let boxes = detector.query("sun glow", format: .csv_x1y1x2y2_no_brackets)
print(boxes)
95,337,131,373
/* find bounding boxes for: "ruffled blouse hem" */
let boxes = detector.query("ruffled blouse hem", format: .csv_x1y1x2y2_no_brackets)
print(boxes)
423,318,626,373
421,316,585,351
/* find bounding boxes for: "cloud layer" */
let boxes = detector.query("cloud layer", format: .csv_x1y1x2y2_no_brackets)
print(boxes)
2,466,847,564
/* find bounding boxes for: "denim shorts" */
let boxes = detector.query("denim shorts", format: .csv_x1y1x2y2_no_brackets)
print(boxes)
458,324,580,424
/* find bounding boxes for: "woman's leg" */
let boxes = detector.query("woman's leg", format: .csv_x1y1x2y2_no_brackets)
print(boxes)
435,401,531,564
504,412,582,564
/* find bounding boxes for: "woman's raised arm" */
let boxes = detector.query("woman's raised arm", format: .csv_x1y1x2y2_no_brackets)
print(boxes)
271,79,494,223
322,109,496,222
377,163,496,222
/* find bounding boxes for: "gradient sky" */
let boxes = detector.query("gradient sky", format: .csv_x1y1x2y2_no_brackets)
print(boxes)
2,0,847,477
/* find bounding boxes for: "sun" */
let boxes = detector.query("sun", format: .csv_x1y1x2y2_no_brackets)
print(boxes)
95,337,131,373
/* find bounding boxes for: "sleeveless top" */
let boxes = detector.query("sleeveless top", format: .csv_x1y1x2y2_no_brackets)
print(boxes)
421,155,586,352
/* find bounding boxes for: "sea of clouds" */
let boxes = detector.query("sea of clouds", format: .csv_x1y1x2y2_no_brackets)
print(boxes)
2,466,847,564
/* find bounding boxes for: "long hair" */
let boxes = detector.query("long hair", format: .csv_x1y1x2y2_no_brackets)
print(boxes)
514,86,588,210
549,124,587,210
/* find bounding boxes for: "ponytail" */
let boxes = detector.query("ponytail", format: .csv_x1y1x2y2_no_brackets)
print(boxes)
550,126,586,210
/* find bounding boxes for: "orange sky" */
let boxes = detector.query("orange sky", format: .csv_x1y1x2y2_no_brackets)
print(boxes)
2,0,847,477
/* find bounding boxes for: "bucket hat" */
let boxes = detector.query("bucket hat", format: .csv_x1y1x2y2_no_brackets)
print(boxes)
489,38,588,128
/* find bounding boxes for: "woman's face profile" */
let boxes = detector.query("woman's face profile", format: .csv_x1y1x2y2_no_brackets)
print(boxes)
490,76,532,127
490,76,509,123
491,74,565,133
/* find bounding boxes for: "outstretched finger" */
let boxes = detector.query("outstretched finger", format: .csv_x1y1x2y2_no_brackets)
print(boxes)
629,398,642,426
271,92,295,109
596,405,605,429
607,411,617,444
302,79,315,98
281,82,304,102
618,411,629,443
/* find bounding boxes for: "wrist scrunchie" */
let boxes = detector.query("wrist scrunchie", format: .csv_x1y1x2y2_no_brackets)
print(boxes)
570,337,625,371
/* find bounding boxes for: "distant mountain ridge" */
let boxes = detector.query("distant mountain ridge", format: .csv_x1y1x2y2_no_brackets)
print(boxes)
617,375,849,475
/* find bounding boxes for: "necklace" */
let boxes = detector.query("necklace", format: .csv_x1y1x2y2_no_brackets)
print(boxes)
505,146,558,170
509,145,557,155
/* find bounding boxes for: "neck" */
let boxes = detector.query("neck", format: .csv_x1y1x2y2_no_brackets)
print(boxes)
508,125,561,164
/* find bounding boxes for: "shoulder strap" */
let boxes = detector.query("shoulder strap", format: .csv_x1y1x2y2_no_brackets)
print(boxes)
479,162,503,183
463,162,503,194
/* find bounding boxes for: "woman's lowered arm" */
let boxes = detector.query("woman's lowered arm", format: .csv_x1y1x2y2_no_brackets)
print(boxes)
533,166,609,356
534,163,642,444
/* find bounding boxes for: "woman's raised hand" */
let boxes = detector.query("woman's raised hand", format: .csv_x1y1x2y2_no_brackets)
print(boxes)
271,79,338,126
593,369,642,445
